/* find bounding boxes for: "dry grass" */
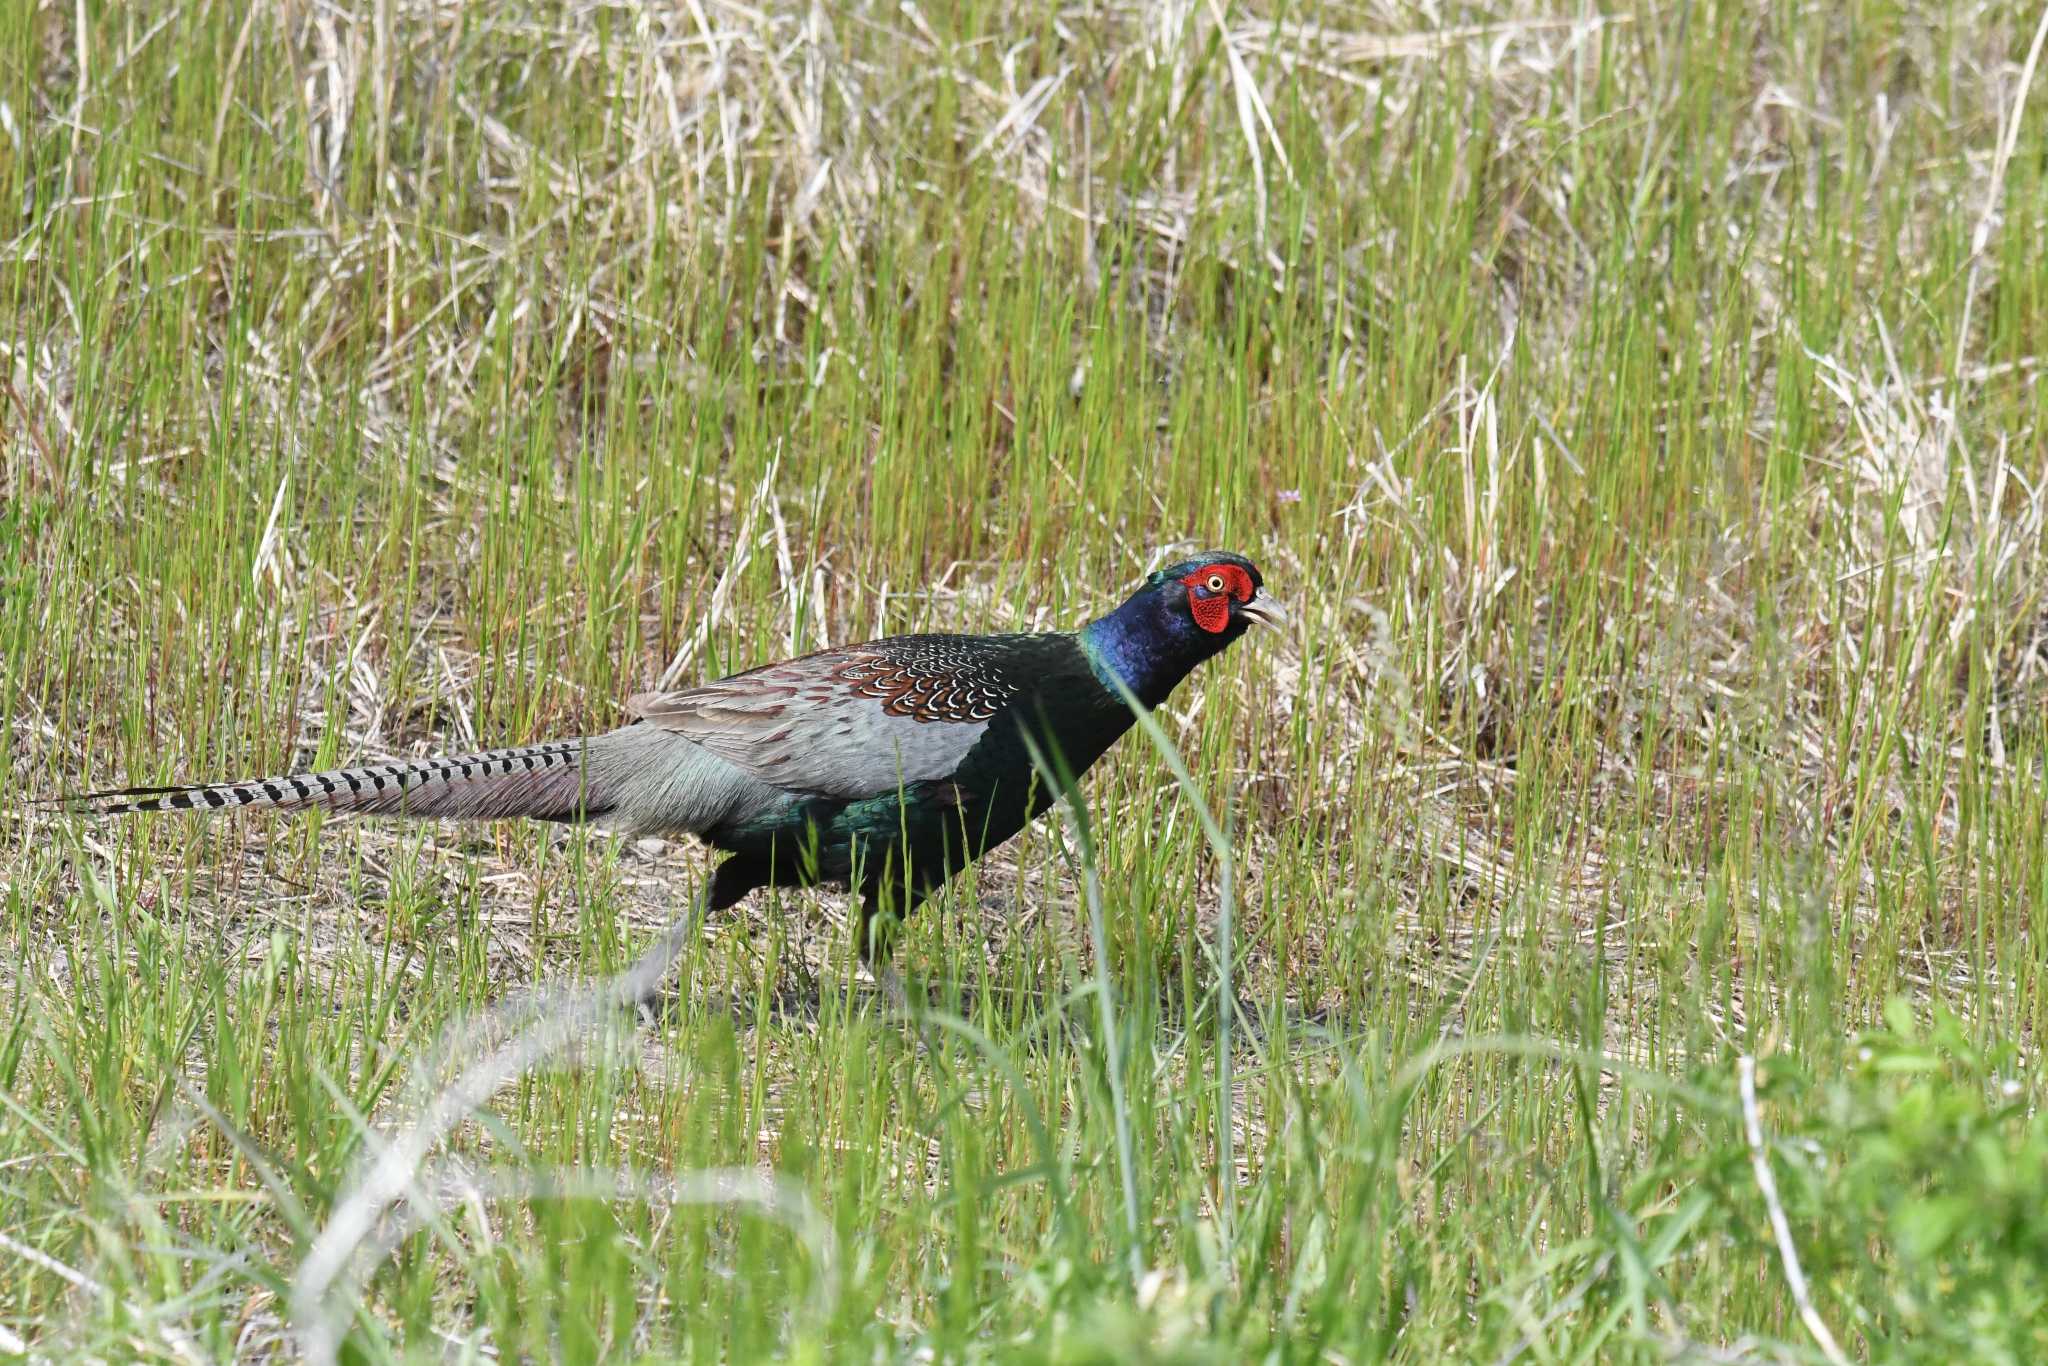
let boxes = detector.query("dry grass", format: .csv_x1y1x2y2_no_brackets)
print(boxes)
5,0,2048,1358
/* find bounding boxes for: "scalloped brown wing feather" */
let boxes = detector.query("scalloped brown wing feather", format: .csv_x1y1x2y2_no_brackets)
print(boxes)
625,637,1030,799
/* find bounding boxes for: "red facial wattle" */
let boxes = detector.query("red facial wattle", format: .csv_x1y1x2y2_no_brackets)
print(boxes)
1188,593,1230,633
1179,563,1256,634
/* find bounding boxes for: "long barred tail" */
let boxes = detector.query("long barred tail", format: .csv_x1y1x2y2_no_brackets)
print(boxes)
61,740,612,823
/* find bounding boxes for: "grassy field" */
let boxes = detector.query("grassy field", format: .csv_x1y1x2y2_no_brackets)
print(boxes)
6,0,2048,1358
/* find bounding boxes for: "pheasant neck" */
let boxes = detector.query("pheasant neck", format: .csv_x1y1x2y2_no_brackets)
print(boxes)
1077,597,1215,711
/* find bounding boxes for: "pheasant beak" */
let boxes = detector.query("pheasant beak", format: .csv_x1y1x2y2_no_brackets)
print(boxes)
1238,595,1289,632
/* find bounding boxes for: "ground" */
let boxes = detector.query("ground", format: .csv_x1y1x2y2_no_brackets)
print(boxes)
5,1,2048,1360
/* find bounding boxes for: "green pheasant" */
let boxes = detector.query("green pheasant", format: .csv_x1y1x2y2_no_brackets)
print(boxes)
73,552,1284,973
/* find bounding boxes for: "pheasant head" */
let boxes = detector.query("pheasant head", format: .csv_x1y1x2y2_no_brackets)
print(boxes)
1079,550,1286,708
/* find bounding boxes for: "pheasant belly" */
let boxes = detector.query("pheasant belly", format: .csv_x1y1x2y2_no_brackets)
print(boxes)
705,773,1036,895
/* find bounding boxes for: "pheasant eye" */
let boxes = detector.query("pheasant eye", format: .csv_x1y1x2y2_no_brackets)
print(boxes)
1205,574,1226,592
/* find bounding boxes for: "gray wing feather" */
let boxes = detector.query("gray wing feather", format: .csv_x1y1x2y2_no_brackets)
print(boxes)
582,726,788,835
627,638,1024,800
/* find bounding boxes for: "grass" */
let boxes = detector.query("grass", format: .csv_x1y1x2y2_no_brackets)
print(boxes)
5,0,2048,1358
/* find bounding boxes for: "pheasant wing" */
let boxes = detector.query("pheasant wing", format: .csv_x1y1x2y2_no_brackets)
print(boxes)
627,634,1036,799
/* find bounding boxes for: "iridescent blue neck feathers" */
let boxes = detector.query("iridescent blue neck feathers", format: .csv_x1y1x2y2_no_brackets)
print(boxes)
1079,578,1245,709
